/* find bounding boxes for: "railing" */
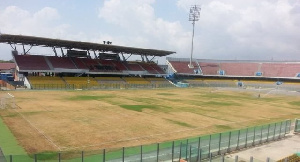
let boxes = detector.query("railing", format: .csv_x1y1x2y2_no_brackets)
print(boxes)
30,83,175,90
0,120,292,162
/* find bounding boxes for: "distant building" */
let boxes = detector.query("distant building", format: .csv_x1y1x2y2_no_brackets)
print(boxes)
0,63,15,73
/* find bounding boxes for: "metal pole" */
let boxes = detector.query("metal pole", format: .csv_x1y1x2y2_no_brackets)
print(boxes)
266,157,270,162
58,153,61,162
157,143,159,162
218,133,222,155
267,124,270,142
103,149,105,162
208,135,211,156
82,151,84,162
189,145,192,162
179,142,182,162
237,130,240,150
284,120,288,136
279,121,283,139
253,127,256,146
235,155,238,162
172,141,174,162
227,132,231,153
273,123,277,140
122,147,125,162
189,21,195,68
250,156,253,162
186,139,188,160
10,155,12,162
260,126,263,144
245,128,249,148
141,145,143,162
34,154,37,162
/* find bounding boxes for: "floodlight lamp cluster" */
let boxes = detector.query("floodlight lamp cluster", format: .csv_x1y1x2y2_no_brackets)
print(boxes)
189,5,201,22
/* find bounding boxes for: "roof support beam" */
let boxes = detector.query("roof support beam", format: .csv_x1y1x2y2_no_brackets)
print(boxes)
22,44,26,55
60,48,65,57
125,54,132,61
52,47,57,57
150,56,156,62
93,51,97,59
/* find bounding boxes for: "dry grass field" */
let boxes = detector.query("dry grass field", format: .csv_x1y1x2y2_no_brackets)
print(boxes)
0,87,299,154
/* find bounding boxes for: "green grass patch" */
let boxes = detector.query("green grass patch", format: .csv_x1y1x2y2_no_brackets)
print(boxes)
67,95,113,101
0,117,27,155
119,105,160,112
215,125,232,130
192,101,240,107
288,101,300,106
165,119,195,128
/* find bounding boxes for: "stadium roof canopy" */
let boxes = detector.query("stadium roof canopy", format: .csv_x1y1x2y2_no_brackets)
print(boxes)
0,34,175,57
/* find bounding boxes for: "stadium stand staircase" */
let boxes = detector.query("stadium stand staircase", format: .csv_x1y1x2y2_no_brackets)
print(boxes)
44,56,54,70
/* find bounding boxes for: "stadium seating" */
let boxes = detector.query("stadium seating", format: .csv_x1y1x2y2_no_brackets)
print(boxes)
14,55,50,70
261,63,300,77
47,56,77,69
138,63,158,74
219,63,259,76
71,57,89,69
125,63,145,71
168,61,200,74
28,76,66,89
63,77,99,89
95,77,125,84
122,77,150,84
146,77,169,83
110,60,128,71
150,63,166,74
198,62,219,75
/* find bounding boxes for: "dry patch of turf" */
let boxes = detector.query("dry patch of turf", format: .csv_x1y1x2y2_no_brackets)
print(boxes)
119,105,159,112
0,88,299,155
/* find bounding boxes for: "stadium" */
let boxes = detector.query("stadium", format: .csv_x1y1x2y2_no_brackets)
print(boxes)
0,33,299,162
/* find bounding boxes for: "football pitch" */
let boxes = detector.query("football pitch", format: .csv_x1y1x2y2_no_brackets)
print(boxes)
0,87,299,155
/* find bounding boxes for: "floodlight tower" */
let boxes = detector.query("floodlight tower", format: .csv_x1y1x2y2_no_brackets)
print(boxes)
188,5,201,68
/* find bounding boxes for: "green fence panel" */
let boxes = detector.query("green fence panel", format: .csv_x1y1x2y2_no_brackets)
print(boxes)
285,120,292,133
9,155,33,162
60,151,82,162
210,133,220,156
246,127,255,147
36,152,58,162
142,143,158,162
172,140,182,161
220,132,230,154
123,145,141,162
199,135,210,159
295,119,300,133
157,141,172,161
228,130,238,151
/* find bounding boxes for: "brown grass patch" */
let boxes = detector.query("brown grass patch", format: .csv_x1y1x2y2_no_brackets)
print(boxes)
0,88,299,154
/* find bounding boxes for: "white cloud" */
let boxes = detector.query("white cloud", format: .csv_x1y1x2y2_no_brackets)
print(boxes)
177,0,300,60
0,6,69,38
98,0,192,61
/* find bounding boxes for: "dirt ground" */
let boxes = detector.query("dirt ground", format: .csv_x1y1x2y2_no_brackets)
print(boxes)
228,133,300,161
0,87,299,154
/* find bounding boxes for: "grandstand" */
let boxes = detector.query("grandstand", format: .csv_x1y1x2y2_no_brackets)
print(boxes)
167,57,300,79
0,34,176,89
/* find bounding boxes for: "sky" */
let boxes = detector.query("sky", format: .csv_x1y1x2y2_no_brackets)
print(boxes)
0,0,300,64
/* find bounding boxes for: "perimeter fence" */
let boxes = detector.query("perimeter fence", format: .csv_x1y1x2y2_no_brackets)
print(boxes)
30,83,175,90
0,120,292,162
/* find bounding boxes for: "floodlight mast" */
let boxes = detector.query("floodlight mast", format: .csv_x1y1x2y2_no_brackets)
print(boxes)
188,5,201,68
